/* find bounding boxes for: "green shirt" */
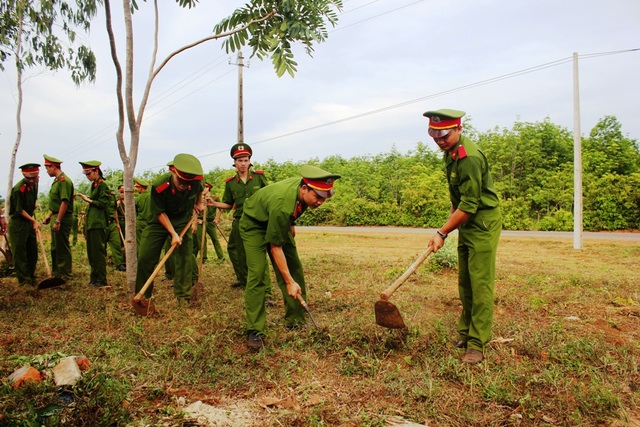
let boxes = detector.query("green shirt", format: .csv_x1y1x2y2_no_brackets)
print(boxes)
86,179,111,230
445,134,499,214
9,178,38,219
242,177,306,246
135,190,151,225
48,172,74,216
150,173,203,222
222,170,268,219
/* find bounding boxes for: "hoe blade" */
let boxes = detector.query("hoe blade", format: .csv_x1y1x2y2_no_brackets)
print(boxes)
374,300,406,329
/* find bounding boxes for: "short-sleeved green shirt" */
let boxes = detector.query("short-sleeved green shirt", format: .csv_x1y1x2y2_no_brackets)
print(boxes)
150,173,203,222
222,170,268,219
85,179,111,230
9,179,38,218
242,177,305,246
445,135,499,214
48,172,74,216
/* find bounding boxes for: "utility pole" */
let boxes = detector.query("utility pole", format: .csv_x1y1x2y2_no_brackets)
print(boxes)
230,51,246,143
572,52,583,250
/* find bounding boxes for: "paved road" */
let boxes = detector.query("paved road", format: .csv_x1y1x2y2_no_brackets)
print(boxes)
298,226,640,242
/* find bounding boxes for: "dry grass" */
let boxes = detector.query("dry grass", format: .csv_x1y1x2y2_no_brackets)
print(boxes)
1,229,639,426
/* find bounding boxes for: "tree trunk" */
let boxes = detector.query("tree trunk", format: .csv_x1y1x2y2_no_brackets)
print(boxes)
5,4,25,218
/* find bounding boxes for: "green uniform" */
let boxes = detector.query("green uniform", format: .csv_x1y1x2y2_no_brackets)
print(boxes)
445,134,502,352
85,179,111,285
135,190,151,248
9,179,38,285
222,170,268,286
135,173,203,302
240,177,309,333
48,172,74,280
106,192,125,271
193,202,224,262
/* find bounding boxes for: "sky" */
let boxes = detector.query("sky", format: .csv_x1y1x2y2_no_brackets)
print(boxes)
1,0,639,196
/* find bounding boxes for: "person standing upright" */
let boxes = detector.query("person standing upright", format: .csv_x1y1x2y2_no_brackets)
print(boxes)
8,163,41,286
76,161,111,287
43,154,74,281
423,109,502,365
210,143,268,288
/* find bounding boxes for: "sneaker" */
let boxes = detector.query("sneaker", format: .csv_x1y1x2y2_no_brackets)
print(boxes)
462,349,484,365
246,330,264,351
231,281,244,289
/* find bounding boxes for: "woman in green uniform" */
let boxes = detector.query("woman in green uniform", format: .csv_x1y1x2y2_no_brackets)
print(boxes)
240,165,340,351
77,161,111,287
9,163,41,286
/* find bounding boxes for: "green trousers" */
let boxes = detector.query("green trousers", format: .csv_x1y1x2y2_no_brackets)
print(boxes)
9,218,37,285
86,228,108,284
456,208,502,352
227,218,245,284
136,219,194,302
51,216,73,280
106,222,125,269
241,219,306,333
194,221,225,260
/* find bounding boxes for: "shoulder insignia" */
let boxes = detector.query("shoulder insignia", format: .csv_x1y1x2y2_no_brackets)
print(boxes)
457,145,468,159
253,170,265,175
225,175,235,183
59,176,65,182
155,182,170,194
20,183,27,193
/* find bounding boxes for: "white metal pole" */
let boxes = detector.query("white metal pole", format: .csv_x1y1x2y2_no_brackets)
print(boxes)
572,52,583,249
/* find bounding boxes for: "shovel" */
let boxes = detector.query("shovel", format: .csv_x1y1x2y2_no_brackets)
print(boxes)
36,228,66,290
374,246,433,329
132,214,197,316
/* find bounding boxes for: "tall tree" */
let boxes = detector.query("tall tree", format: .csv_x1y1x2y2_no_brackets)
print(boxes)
101,0,342,289
0,0,97,219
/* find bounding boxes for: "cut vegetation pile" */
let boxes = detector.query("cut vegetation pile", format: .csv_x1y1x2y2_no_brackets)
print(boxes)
1,229,638,426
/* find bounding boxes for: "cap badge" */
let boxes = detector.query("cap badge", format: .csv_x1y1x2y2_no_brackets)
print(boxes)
431,116,441,124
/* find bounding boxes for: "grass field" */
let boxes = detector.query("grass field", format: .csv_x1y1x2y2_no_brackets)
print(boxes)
1,228,639,426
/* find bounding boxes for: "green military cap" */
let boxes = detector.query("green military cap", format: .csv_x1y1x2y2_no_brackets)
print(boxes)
300,164,341,199
19,163,41,178
43,154,63,166
173,153,203,181
422,108,466,138
230,143,252,159
79,160,102,174
134,177,150,187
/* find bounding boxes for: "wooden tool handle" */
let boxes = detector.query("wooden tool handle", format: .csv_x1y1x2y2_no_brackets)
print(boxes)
380,246,434,301
35,228,53,278
133,214,197,302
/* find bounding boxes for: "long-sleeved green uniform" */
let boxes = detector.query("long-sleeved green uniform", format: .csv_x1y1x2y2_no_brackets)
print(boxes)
85,179,111,285
222,170,268,286
135,173,203,302
445,134,501,352
48,173,74,280
240,177,309,333
9,179,38,285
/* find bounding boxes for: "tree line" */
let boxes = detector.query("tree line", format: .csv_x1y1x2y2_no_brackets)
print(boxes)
9,115,637,232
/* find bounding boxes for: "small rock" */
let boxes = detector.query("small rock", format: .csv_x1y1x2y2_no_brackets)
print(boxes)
8,365,41,389
53,356,82,386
